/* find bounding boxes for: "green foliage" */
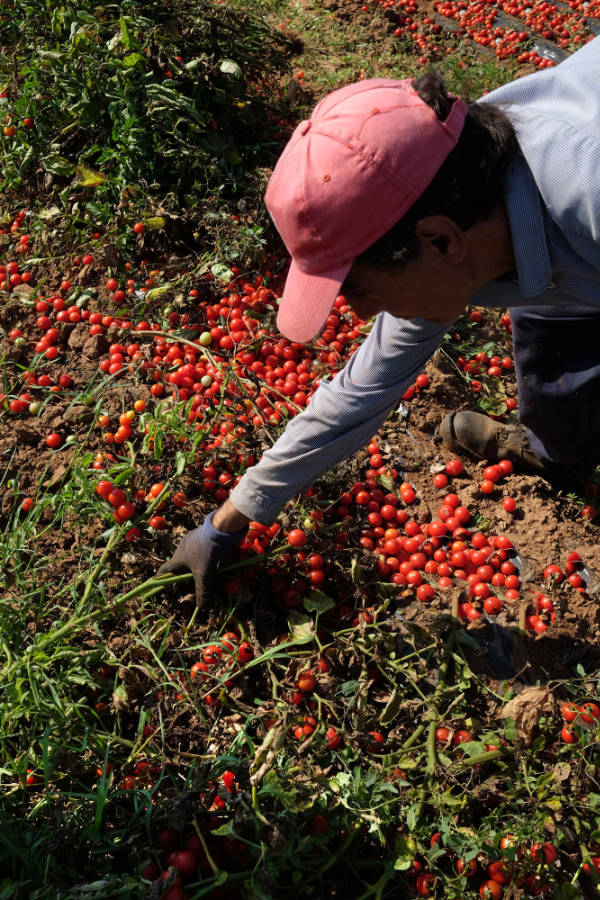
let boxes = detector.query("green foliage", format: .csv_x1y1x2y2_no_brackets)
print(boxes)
0,0,295,248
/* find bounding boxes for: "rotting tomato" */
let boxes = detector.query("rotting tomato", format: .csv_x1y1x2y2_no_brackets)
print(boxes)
488,860,512,885
531,842,557,864
416,873,436,896
480,880,503,900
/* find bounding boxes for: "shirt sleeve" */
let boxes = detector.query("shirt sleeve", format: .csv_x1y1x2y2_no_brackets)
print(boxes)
228,312,449,523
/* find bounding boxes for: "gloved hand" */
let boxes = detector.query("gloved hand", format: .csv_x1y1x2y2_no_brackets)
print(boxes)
157,510,249,607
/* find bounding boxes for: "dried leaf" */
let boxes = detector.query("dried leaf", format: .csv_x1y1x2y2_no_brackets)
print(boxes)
500,686,553,746
552,762,571,783
75,164,107,187
250,723,286,785
379,686,403,726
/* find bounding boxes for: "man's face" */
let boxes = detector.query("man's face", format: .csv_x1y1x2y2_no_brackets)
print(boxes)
341,253,473,326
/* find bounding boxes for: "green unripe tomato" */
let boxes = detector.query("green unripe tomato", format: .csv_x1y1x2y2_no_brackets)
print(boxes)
200,375,213,388
199,331,212,346
28,401,42,416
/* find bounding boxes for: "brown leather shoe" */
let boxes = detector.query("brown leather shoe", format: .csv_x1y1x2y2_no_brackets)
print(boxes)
437,411,587,489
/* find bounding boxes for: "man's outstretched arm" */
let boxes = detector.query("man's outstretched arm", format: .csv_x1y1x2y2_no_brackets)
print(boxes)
228,312,450,523
157,312,451,605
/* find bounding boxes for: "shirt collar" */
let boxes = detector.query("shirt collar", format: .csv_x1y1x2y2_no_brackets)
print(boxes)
504,154,552,297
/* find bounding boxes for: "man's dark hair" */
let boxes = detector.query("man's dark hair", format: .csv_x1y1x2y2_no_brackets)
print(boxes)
354,71,519,267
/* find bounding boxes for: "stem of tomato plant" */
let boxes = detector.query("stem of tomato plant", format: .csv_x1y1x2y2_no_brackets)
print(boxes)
426,627,457,776
455,747,506,768
78,526,121,609
356,872,391,900
193,815,221,876
13,574,190,667
398,724,426,751
251,784,273,827
317,823,360,875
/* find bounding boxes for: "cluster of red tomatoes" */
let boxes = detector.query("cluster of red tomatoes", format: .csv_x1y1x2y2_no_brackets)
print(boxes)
409,834,560,898
94,478,177,535
240,442,597,638
361,0,594,68
286,665,342,747
1,108,34,139
182,630,255,710
362,0,455,65
454,348,517,405
92,286,369,424
559,697,600,743
432,0,594,62
141,815,247,900
96,757,164,793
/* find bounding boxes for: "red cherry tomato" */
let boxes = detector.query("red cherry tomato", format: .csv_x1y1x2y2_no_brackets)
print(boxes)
531,842,557,864
366,730,385,752
488,860,512,885
445,459,463,477
326,726,341,750
456,858,477,876
416,873,436,896
580,702,600,723
288,529,307,548
583,855,600,875
480,880,503,900
297,672,316,693
561,703,579,723
561,725,578,743
165,849,198,879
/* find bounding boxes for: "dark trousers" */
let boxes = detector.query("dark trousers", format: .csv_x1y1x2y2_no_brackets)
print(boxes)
512,304,600,475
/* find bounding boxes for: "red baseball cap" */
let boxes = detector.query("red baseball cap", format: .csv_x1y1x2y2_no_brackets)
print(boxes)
266,78,467,342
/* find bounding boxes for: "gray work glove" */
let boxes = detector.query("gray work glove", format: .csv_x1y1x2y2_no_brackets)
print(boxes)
157,510,249,607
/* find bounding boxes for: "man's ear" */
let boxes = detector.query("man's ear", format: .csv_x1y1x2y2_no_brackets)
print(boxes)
416,215,468,263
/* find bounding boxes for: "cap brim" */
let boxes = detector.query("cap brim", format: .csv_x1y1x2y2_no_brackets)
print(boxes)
276,258,353,343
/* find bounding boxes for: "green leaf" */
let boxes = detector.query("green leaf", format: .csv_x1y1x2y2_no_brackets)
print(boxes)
120,16,131,50
477,395,508,416
219,59,242,77
145,284,171,303
503,718,517,743
303,590,335,614
122,53,144,68
210,820,236,837
560,884,582,899
42,154,74,176
287,611,315,644
394,856,414,872
211,263,234,282
406,805,417,831
145,216,166,231
225,148,243,166
455,629,481,650
75,164,107,187
175,452,186,476
339,679,359,696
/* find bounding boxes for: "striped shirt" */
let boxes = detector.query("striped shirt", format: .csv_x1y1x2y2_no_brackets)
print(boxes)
230,36,600,523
